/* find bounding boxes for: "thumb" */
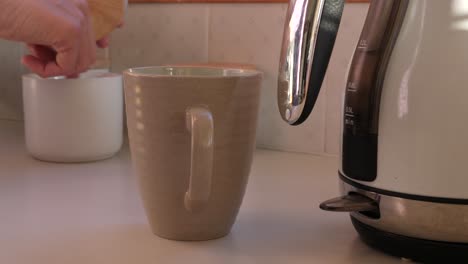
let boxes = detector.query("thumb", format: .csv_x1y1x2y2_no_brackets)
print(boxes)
54,45,80,76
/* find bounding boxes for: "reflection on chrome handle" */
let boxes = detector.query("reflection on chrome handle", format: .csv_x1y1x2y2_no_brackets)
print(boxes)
278,0,344,125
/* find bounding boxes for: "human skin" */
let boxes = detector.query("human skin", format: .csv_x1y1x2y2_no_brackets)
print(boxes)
0,0,116,78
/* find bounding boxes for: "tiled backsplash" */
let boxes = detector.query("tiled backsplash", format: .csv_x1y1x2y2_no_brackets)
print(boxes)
0,41,25,121
0,3,368,156
110,4,209,73
207,4,329,154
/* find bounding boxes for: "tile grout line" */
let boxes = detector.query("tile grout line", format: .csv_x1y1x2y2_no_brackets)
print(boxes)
205,5,211,63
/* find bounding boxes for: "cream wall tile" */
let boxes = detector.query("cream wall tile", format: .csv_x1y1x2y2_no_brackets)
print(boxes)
0,40,23,121
110,4,209,73
325,4,369,155
208,4,326,154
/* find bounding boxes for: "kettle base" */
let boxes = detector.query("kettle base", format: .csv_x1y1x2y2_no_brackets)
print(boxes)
351,216,468,263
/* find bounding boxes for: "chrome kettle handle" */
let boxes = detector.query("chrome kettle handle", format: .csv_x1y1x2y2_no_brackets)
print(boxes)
278,0,344,125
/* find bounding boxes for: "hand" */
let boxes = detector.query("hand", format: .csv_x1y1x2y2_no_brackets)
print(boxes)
0,0,97,78
96,21,124,48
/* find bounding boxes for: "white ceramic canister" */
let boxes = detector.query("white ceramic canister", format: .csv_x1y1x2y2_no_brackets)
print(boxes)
22,70,123,163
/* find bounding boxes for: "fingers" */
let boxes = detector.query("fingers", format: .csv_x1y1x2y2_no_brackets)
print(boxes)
22,55,64,78
55,44,80,77
47,0,95,77
22,0,111,78
73,0,96,75
96,37,109,48
27,44,56,62
23,42,80,77
96,20,124,48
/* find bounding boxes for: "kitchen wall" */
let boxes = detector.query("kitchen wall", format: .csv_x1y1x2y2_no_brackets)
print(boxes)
0,3,369,156
0,41,25,121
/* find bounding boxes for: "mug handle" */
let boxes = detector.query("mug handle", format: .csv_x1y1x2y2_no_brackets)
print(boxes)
184,107,214,212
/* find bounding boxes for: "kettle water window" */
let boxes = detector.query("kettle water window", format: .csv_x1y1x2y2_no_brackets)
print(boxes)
342,0,408,181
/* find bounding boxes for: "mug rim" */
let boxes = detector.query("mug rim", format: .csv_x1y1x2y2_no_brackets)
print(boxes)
123,66,263,79
22,69,121,81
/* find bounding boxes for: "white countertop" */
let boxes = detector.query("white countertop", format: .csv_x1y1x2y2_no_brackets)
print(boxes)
0,120,404,264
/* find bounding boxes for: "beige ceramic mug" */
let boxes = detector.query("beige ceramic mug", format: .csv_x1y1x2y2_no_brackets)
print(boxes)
123,66,263,241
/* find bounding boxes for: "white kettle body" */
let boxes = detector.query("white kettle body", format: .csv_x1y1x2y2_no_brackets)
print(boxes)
344,0,468,199
278,0,468,262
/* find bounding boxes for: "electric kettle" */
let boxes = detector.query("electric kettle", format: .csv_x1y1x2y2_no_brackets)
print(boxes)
278,0,468,262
